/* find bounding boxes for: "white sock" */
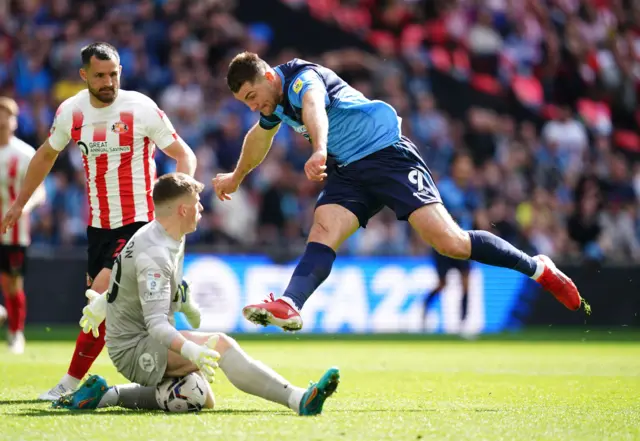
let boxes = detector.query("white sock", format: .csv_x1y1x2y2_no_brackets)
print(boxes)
98,387,119,408
219,344,306,413
287,387,305,414
531,259,545,280
279,296,300,312
60,374,81,390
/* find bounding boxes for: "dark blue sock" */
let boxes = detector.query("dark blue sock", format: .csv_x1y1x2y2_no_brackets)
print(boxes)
461,292,469,321
424,289,440,312
283,242,336,310
468,231,537,277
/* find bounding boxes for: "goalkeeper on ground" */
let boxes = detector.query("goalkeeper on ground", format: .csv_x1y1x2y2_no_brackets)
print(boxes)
52,172,340,414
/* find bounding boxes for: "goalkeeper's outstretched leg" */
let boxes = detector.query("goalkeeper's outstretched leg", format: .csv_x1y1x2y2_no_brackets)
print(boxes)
53,331,340,416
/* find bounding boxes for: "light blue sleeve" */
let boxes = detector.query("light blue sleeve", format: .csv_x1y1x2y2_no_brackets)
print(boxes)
288,69,330,109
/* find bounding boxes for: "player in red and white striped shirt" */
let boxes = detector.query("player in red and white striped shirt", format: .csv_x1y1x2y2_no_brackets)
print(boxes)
1,43,197,400
0,97,46,355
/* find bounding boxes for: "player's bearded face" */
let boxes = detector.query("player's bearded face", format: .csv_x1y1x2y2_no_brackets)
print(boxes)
82,58,121,104
235,77,279,115
261,81,279,115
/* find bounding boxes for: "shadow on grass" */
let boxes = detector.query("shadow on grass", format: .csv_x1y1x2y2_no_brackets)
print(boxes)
13,408,295,417
11,407,501,417
0,399,45,405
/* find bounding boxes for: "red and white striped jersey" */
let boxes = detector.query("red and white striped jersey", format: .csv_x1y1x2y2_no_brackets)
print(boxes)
0,137,36,246
48,89,179,230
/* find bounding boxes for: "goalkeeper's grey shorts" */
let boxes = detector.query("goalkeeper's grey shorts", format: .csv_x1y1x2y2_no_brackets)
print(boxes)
108,335,168,387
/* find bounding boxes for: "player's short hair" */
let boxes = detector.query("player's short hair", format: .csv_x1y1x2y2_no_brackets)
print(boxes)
226,52,269,93
0,97,19,116
81,42,120,67
153,173,205,206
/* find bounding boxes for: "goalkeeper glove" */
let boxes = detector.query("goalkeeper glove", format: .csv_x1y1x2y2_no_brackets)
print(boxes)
177,279,201,329
79,289,107,338
180,335,220,383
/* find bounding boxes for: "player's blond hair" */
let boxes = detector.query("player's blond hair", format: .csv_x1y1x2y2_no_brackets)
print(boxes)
152,173,204,206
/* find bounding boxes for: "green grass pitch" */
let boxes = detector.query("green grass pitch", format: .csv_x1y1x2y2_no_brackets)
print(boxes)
1,328,639,441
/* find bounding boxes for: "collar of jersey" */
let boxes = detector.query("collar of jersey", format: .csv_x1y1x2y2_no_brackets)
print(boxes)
274,66,285,93
274,66,286,116
154,220,182,248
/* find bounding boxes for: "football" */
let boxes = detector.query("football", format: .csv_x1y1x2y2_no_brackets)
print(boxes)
155,373,207,412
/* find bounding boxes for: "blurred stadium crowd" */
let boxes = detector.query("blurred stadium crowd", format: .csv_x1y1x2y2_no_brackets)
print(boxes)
1,0,639,263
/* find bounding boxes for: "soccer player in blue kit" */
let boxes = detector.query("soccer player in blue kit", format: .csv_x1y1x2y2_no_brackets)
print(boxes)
213,52,590,331
423,153,480,330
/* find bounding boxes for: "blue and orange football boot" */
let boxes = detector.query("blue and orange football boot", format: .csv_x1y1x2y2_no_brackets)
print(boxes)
299,367,340,416
52,374,109,410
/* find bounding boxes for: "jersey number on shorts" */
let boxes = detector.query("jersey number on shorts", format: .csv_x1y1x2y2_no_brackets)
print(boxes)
408,168,433,204
107,254,123,304
112,238,127,258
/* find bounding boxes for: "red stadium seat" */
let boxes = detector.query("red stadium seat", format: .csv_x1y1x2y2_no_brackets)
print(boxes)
401,24,424,51
429,46,451,72
471,73,502,95
512,75,543,108
424,19,448,45
452,49,470,75
541,104,561,120
577,99,611,130
614,130,640,153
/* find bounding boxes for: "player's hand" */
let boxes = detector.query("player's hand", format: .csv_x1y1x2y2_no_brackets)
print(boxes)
79,289,107,338
181,336,220,383
305,150,328,182
212,172,241,201
177,279,201,329
1,203,23,235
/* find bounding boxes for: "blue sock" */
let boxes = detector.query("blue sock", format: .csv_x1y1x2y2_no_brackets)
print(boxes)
468,231,538,277
283,242,336,310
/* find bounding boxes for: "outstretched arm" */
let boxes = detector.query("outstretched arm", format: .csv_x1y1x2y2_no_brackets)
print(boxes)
163,139,197,177
212,122,279,201
145,106,197,177
1,141,59,234
288,69,331,182
234,122,280,180
301,89,329,181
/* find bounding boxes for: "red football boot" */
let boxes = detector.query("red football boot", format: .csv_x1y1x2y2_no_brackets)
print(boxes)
242,294,303,331
534,255,591,314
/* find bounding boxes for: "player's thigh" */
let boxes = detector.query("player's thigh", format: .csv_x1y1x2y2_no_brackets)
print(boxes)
409,203,471,259
0,246,25,294
86,222,147,285
365,140,471,258
180,330,237,354
165,350,198,378
165,334,208,379
166,331,236,377
91,268,112,293
0,273,23,294
86,227,108,285
309,204,360,251
364,140,442,220
114,336,169,387
314,166,378,250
